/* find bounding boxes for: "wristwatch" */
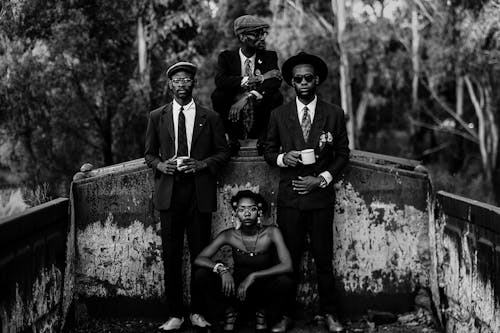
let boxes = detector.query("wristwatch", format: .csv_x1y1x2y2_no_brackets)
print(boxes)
318,175,327,188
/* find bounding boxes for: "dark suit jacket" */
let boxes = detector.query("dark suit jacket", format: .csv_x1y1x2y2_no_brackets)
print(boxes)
144,102,230,212
211,49,283,118
264,98,350,210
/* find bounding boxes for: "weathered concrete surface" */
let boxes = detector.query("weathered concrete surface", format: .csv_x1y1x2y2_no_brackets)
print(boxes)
0,198,69,333
72,149,430,316
435,192,500,333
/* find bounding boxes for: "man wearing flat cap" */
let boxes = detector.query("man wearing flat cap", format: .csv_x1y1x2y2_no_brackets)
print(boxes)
264,52,349,332
211,14,284,156
145,61,230,331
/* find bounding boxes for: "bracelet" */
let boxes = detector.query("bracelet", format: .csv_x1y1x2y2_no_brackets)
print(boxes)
212,263,224,273
213,263,229,275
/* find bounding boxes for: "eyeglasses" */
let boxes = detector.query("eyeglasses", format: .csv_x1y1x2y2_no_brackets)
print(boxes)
244,30,268,40
292,74,315,84
236,206,259,214
171,78,193,85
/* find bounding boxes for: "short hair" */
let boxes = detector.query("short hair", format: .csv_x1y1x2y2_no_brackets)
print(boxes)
230,190,268,213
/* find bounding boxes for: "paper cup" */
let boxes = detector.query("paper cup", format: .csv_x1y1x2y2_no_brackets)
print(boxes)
301,149,316,165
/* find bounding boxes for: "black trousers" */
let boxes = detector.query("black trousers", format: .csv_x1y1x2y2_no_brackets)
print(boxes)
277,206,336,315
160,177,212,317
193,267,294,326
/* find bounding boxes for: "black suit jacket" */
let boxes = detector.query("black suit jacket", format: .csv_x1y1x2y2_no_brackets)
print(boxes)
264,98,350,210
144,102,230,212
211,49,283,117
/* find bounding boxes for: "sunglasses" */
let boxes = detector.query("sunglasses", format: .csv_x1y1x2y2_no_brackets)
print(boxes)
292,74,315,84
171,78,193,85
244,30,268,40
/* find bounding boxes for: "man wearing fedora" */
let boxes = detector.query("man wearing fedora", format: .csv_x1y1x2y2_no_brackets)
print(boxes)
211,14,284,156
264,52,350,332
145,61,230,331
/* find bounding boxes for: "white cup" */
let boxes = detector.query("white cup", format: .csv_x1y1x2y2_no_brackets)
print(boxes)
176,156,189,169
300,149,316,165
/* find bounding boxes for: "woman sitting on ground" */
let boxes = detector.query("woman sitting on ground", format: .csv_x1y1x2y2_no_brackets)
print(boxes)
194,190,294,332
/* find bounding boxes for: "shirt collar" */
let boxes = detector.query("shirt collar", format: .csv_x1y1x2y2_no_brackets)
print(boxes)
296,95,318,112
239,48,256,63
173,99,195,113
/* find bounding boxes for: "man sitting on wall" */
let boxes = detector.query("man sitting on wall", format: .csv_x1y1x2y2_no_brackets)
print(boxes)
211,14,284,156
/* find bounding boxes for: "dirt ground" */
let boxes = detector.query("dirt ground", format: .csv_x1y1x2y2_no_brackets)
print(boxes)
68,310,440,333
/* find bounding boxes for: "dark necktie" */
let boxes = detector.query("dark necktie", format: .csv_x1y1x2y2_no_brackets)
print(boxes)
301,106,311,142
177,106,188,156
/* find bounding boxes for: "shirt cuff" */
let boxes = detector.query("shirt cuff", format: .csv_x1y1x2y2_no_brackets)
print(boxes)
319,171,333,185
250,90,263,100
241,76,249,87
277,153,287,167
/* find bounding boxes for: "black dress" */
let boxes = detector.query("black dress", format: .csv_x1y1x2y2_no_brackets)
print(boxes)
194,237,294,325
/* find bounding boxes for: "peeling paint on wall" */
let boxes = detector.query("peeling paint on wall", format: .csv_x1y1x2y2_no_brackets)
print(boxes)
77,213,164,298
333,181,429,294
0,265,62,333
440,227,500,333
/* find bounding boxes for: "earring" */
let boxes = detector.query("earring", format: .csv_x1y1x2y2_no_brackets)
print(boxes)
233,213,241,230
257,212,262,227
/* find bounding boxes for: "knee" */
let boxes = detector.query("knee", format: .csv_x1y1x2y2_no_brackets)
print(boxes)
194,267,213,284
272,274,295,292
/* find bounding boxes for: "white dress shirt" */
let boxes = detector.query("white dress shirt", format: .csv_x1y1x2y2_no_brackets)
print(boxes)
172,99,196,156
277,95,333,185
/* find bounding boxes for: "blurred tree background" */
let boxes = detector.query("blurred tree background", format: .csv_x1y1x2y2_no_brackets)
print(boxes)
0,0,499,205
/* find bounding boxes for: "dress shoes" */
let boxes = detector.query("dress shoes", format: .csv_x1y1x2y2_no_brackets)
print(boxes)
325,314,344,332
158,317,184,331
271,316,292,333
190,313,211,328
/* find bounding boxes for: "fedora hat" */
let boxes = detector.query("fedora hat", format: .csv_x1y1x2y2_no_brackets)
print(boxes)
282,51,328,86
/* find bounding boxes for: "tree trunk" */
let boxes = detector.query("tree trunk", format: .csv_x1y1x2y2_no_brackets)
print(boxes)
464,76,498,184
137,16,147,79
355,68,375,141
333,0,355,149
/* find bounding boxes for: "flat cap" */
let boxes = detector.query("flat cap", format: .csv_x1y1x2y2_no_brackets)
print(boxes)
233,15,269,36
166,61,197,78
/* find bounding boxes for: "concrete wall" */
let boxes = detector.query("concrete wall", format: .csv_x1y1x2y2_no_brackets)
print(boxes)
435,191,500,333
0,198,69,333
72,149,431,317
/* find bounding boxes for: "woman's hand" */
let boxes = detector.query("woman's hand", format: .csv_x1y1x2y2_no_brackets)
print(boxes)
237,273,256,301
221,271,235,297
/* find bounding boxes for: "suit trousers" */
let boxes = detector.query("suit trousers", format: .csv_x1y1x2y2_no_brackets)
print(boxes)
160,176,212,317
277,206,336,315
193,267,294,326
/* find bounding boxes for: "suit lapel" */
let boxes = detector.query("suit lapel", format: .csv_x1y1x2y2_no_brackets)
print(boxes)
191,104,207,148
161,103,174,141
307,100,326,147
285,101,307,149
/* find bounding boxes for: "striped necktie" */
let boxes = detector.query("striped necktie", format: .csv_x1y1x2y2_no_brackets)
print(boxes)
177,106,188,156
244,58,253,78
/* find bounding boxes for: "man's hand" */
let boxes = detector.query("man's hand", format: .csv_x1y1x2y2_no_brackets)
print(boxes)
156,159,177,175
178,158,207,174
283,151,301,167
220,271,235,297
292,176,322,195
262,69,282,81
229,95,249,122
237,273,256,301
